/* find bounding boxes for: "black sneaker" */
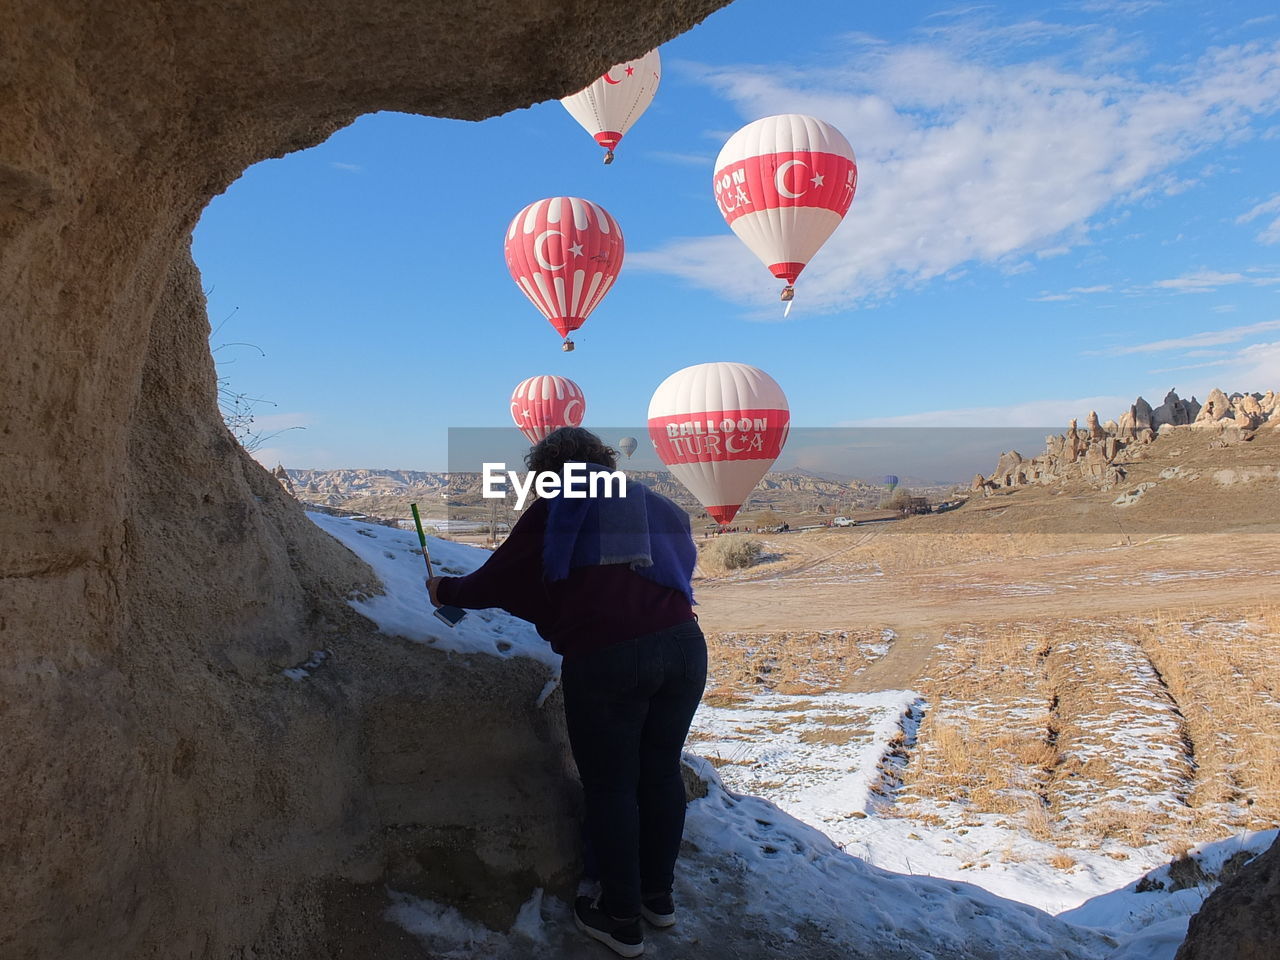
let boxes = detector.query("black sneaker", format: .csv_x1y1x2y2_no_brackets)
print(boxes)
640,893,676,928
573,896,645,957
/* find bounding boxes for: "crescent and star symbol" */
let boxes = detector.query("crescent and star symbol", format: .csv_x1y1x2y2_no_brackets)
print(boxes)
602,63,637,84
725,434,746,454
534,230,566,271
775,159,809,199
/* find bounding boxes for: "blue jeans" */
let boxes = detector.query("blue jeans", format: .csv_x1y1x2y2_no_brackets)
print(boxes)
561,620,707,918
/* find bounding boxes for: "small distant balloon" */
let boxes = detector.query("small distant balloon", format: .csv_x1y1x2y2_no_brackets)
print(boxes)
882,474,899,492
618,436,638,459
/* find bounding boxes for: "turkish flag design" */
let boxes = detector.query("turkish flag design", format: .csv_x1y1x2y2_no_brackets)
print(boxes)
505,197,624,339
510,375,586,445
713,151,856,225
713,115,857,287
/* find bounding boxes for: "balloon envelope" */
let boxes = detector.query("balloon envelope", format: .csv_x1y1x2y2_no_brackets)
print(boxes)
618,436,638,459
510,375,586,444
561,49,661,160
647,362,790,525
883,474,899,490
713,114,857,288
505,197,624,342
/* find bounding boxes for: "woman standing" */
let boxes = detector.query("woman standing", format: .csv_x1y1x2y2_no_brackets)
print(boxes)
429,427,705,958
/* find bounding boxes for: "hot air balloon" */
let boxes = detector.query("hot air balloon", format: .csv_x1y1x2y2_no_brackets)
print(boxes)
561,49,661,165
647,362,790,525
882,474,899,493
505,196,624,352
510,375,586,445
713,114,857,308
617,436,638,459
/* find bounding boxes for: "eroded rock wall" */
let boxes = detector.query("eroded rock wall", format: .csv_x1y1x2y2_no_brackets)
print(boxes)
0,2,729,956
1176,833,1280,960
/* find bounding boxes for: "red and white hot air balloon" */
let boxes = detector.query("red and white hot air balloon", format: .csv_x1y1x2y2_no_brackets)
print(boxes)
505,196,624,352
510,375,587,444
647,362,790,525
713,114,857,307
561,49,661,164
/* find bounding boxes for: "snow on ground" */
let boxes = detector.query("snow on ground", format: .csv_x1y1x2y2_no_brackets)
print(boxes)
384,758,1111,960
690,691,919,822
691,690,1163,914
692,687,1271,959
308,511,559,669
309,514,1263,959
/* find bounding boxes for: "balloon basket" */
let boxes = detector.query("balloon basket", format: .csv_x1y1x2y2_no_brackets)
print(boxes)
603,150,615,165
561,339,575,352
780,285,795,302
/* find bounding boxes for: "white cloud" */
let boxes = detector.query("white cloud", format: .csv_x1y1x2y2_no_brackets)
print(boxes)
1236,193,1280,244
1036,245,1072,260
633,35,1280,311
844,393,1134,428
1147,358,1235,374
1099,319,1280,355
1233,339,1280,386
330,162,362,172
1153,270,1249,291
1079,1,1165,16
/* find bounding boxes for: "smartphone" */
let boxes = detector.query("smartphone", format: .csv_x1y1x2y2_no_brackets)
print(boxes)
434,604,468,628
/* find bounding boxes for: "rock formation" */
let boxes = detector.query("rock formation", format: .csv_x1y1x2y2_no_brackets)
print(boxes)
272,463,298,497
1153,389,1196,427
1195,388,1235,425
975,388,1278,493
0,2,727,958
1175,834,1280,960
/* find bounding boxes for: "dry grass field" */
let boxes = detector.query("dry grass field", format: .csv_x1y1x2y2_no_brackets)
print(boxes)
692,432,1280,857
891,608,1280,853
701,628,894,705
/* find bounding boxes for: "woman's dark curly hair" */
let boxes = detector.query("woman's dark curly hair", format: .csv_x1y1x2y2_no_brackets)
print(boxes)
524,426,618,473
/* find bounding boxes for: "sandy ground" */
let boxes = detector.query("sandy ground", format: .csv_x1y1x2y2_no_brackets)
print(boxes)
695,527,1280,694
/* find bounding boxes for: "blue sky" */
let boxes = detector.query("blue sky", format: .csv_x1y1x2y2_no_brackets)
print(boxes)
194,0,1280,470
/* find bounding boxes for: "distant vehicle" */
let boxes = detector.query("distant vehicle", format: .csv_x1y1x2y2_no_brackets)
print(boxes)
832,516,857,527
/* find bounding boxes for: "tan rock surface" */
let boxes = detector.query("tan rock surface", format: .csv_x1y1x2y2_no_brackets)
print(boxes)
1,2,727,957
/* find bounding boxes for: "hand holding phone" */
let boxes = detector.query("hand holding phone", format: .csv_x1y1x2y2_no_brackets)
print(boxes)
426,575,468,627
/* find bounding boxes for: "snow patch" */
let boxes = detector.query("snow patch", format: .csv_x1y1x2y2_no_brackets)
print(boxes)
308,512,559,669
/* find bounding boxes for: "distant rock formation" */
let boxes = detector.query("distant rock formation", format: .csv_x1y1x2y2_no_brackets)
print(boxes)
972,387,1278,494
271,463,296,497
